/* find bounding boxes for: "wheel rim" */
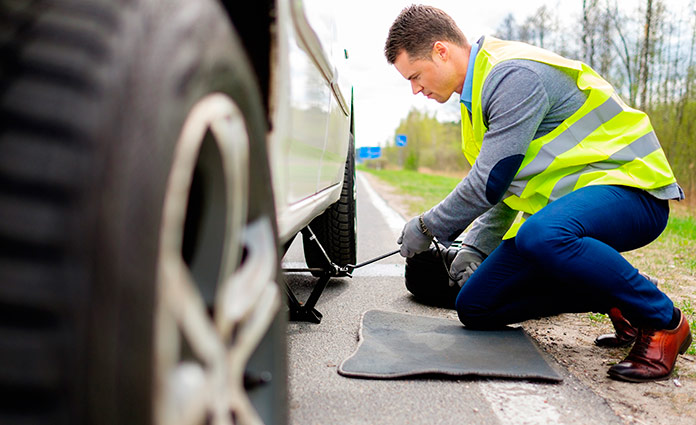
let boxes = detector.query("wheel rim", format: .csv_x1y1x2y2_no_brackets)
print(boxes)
155,94,281,425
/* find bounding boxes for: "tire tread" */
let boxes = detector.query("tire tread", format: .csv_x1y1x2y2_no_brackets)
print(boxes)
0,1,117,421
304,140,357,267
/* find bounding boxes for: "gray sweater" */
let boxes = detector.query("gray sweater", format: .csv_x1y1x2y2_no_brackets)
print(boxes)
422,58,684,255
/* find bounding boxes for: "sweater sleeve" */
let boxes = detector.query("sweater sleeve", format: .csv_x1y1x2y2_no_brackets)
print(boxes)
461,201,518,255
422,63,551,245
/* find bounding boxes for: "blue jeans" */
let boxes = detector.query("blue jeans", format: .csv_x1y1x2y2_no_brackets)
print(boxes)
456,185,673,329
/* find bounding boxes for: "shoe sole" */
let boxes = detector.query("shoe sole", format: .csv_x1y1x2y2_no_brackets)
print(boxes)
607,370,672,383
679,331,693,355
594,335,636,348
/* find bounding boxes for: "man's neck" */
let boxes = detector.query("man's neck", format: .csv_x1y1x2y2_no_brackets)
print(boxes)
454,44,473,95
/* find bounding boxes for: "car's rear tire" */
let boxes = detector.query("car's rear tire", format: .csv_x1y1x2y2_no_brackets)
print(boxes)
0,1,285,424
303,134,357,271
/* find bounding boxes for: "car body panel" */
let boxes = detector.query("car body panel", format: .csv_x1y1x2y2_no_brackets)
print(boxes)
269,0,352,244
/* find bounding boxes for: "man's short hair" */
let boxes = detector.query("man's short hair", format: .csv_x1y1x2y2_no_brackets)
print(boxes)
384,4,467,64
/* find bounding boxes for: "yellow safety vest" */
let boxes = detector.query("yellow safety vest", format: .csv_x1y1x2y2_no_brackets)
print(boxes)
461,37,676,239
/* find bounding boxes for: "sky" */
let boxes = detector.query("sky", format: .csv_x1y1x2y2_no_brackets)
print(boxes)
334,0,692,148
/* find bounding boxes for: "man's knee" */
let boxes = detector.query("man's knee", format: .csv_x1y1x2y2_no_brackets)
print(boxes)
455,296,495,329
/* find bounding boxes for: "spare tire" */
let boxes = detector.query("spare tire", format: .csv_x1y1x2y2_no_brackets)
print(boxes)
404,246,461,309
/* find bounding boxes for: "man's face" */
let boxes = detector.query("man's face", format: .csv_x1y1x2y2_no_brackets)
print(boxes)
393,46,458,103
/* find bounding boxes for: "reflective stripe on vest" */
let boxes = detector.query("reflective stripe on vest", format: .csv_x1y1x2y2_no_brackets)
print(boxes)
461,37,676,239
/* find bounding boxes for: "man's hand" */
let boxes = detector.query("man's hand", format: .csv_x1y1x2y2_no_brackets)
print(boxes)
397,215,433,258
449,245,486,287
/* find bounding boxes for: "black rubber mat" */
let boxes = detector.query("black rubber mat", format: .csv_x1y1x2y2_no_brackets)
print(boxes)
338,310,562,382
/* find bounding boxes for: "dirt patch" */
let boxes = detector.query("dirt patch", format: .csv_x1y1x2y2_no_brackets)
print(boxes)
364,174,696,425
526,315,696,425
417,166,468,180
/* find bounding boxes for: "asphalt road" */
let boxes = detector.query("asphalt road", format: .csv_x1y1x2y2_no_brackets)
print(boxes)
282,172,623,425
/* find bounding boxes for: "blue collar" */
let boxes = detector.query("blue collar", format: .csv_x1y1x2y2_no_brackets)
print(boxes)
460,41,479,113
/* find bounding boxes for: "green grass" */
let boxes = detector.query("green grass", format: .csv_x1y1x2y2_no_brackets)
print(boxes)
677,299,696,356
358,165,461,215
587,312,610,325
660,214,696,274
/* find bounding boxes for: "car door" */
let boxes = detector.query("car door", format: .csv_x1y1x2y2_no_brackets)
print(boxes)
269,0,353,242
297,0,352,190
284,0,333,204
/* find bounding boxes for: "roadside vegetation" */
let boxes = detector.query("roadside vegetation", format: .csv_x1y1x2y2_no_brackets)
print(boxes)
357,165,461,215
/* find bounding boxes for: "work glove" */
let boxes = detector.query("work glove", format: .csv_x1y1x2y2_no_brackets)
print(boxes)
448,245,486,288
397,215,433,258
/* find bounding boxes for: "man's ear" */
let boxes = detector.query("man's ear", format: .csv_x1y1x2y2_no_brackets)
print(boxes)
433,41,449,61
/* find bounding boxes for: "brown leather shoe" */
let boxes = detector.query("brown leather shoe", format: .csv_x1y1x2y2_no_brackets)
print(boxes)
595,307,638,347
608,309,693,382
594,272,659,348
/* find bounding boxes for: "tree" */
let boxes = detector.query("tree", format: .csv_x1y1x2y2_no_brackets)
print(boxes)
390,109,469,173
596,4,616,77
496,13,517,40
582,0,599,67
605,1,637,103
679,7,696,125
520,5,555,48
637,0,665,109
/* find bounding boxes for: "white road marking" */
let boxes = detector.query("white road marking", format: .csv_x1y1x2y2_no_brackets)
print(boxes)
351,263,405,276
479,381,562,424
282,262,405,277
358,172,406,234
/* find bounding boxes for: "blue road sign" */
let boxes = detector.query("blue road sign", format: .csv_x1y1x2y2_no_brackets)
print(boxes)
359,146,382,159
395,134,407,147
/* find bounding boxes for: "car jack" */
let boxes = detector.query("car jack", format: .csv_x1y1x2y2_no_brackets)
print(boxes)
283,226,399,324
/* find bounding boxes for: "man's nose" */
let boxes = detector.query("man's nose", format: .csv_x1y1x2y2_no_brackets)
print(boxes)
410,80,422,95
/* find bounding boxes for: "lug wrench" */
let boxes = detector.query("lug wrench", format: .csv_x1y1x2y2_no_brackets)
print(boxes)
284,227,456,323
